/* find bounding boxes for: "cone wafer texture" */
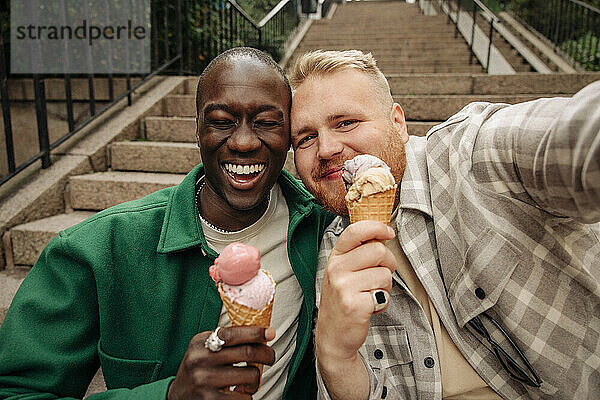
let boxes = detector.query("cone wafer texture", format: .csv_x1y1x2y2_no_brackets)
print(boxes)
217,269,275,378
348,187,397,225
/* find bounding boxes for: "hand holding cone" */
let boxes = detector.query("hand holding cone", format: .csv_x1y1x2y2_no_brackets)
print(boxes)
209,243,275,385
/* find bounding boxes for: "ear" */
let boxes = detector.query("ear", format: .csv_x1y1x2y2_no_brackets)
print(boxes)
195,117,201,147
390,103,409,144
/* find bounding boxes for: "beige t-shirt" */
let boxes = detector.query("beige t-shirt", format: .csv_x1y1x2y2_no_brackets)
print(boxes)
202,183,302,400
386,210,503,399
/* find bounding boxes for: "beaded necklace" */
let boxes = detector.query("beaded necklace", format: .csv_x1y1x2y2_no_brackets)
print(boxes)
195,179,271,234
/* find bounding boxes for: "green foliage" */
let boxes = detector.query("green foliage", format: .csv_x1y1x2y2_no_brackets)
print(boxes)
160,0,296,74
508,0,600,71
236,0,283,21
561,32,600,70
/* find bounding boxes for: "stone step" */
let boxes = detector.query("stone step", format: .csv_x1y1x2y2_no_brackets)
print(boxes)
298,39,474,47
164,75,597,118
111,141,200,173
69,172,184,210
375,59,481,67
294,45,473,56
408,121,439,136
10,212,96,266
470,73,599,95
396,93,569,121
144,116,437,142
167,91,558,119
163,96,196,117
302,31,469,39
0,269,28,327
145,116,198,142
376,65,484,74
387,73,599,95
8,77,142,101
352,55,478,64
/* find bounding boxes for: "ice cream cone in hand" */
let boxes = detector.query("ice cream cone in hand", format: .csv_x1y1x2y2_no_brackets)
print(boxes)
209,242,275,383
343,154,397,227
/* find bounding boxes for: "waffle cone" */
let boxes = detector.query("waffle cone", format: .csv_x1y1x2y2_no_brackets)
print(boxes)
347,186,397,225
217,270,275,382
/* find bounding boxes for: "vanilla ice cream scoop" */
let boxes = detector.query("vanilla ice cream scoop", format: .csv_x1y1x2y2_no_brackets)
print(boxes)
342,154,391,189
343,155,396,204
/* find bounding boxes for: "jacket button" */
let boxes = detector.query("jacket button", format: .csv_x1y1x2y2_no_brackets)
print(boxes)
374,349,384,359
424,357,435,368
381,385,388,398
475,287,486,300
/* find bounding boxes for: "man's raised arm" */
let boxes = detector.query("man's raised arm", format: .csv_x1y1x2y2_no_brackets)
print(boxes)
479,80,600,223
315,221,396,400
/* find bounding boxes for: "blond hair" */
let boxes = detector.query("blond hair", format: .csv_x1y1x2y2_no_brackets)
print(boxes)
289,49,392,107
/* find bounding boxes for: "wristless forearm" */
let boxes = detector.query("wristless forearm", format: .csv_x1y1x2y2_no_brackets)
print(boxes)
317,349,370,400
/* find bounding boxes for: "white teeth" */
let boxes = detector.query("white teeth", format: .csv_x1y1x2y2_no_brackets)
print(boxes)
225,163,265,175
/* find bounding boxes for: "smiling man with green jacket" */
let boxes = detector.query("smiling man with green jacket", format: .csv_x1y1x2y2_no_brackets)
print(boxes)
0,47,332,399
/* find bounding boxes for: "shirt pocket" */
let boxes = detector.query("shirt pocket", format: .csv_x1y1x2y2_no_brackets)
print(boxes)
364,325,417,399
447,227,521,327
98,342,163,389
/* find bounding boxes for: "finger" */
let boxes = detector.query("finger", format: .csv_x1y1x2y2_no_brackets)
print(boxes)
352,266,394,293
187,342,275,368
332,221,394,255
372,289,390,314
219,326,274,347
233,365,262,395
329,240,397,274
327,265,393,295
218,343,275,366
194,365,261,390
191,326,272,352
332,290,378,320
219,388,253,399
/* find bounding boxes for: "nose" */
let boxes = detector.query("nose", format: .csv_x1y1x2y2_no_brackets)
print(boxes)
317,130,343,160
228,123,261,153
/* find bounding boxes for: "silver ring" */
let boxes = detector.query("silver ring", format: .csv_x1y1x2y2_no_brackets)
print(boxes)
205,327,226,352
372,290,389,312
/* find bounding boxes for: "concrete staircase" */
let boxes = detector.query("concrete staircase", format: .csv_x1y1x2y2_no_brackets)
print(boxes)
0,0,599,394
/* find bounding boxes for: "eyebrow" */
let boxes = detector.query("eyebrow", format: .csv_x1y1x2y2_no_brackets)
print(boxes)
253,105,284,119
203,103,284,119
203,103,234,118
292,112,362,137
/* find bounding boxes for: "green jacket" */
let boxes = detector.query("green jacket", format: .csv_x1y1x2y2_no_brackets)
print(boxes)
0,165,333,399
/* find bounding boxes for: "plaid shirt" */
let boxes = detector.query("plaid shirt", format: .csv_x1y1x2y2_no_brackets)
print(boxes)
315,81,600,399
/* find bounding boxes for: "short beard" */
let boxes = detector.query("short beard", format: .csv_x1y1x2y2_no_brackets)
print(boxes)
310,178,349,217
308,126,407,217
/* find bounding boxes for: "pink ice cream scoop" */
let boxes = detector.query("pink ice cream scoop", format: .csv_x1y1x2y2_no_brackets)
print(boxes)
209,242,275,310
209,242,260,286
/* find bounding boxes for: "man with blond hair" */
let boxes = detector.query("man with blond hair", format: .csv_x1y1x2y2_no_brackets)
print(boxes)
290,49,600,399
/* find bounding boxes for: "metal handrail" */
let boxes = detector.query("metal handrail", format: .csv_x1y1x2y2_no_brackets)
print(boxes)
567,0,600,14
438,0,500,71
0,0,301,186
472,0,500,23
510,0,599,71
258,0,291,27
228,0,260,28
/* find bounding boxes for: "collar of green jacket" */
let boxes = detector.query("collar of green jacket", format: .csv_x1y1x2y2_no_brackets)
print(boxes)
156,163,318,255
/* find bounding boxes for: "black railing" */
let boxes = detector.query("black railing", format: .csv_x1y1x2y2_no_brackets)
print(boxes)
437,0,499,70
510,0,600,71
0,0,300,187
320,0,334,18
